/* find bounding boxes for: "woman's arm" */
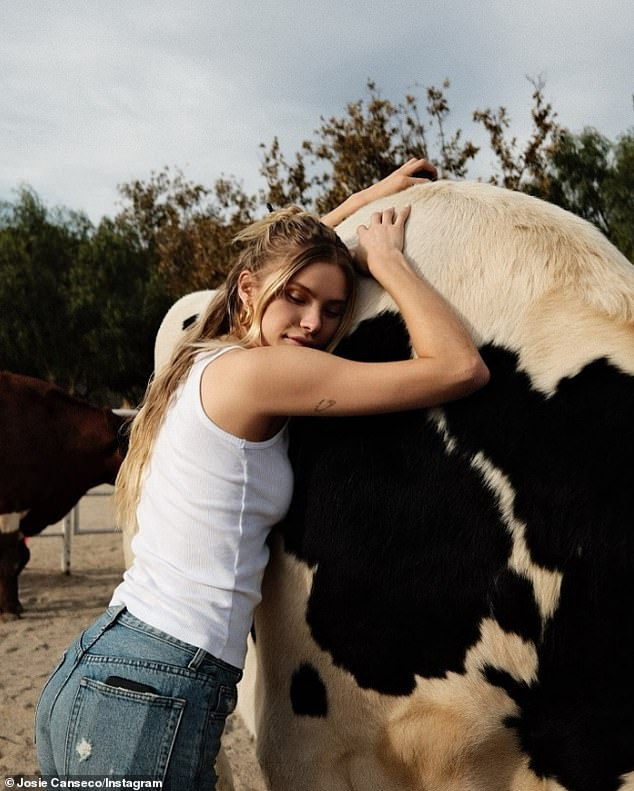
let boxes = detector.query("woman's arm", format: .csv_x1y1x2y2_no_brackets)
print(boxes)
205,208,488,433
355,207,487,389
320,158,437,228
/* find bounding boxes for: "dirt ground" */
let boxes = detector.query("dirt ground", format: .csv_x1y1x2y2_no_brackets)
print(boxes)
0,485,267,790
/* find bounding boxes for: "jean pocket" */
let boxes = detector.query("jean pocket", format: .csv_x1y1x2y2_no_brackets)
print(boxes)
63,676,186,779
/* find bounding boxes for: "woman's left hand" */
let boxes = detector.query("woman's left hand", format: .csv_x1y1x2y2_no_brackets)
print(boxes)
360,158,437,205
321,158,436,228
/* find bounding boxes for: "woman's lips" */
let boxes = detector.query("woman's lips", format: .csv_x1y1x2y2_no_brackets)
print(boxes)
286,336,314,347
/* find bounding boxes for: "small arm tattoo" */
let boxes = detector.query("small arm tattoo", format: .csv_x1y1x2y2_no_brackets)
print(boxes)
314,398,336,413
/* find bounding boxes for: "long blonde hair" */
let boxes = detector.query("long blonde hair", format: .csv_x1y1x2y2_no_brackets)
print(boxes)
114,206,356,533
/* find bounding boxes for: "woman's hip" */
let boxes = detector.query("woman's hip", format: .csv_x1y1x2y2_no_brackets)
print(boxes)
36,605,241,786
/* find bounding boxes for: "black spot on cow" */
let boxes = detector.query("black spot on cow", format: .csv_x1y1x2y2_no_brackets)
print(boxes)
488,568,541,644
443,346,634,788
280,310,634,785
290,663,328,717
181,314,199,330
443,347,634,572
282,313,512,695
483,665,531,711
337,310,411,363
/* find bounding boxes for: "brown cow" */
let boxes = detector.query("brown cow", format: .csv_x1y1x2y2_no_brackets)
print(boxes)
0,371,127,618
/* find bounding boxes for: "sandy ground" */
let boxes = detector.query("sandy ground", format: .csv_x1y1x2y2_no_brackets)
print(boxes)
0,485,267,790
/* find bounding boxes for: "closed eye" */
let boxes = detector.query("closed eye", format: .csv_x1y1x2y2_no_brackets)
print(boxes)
285,291,306,305
325,305,345,318
284,286,346,317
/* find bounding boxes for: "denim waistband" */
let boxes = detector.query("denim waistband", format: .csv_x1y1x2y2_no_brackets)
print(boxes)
85,605,242,682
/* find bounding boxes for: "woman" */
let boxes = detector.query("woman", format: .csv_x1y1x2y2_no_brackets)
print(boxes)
35,160,489,788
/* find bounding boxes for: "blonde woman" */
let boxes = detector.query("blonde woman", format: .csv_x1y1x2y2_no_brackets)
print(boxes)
35,160,489,788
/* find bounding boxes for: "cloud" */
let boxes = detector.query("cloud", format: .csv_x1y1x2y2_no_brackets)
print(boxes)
1,0,631,221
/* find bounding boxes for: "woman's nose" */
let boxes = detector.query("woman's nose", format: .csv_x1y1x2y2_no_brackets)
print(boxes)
300,306,322,334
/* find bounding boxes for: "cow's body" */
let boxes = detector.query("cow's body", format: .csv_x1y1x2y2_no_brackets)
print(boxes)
150,182,634,790
0,371,126,616
247,182,634,790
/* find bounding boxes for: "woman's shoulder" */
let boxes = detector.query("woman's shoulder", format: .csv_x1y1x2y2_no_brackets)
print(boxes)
203,343,333,383
197,342,245,362
190,343,244,375
199,345,296,442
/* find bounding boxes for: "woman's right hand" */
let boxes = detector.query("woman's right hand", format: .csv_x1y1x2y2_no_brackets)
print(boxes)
355,206,411,277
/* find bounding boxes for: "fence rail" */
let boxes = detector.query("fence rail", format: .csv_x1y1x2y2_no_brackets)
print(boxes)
29,407,135,574
32,487,119,573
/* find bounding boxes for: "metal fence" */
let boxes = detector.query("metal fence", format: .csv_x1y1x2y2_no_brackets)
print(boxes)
34,486,118,574
30,408,135,573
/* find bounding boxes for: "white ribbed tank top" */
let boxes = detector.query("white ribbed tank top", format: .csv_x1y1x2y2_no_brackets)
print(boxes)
111,347,293,668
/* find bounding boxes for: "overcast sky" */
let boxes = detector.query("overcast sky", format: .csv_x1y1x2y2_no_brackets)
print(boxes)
1,0,632,223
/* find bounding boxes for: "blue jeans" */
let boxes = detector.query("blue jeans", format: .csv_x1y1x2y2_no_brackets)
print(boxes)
35,605,242,790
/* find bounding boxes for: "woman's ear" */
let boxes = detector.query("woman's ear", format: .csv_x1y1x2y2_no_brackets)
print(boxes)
237,270,254,306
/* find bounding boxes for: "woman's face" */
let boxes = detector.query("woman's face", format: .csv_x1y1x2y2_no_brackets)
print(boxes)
254,261,350,350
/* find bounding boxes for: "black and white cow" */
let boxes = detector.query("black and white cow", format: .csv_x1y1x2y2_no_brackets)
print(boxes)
156,181,634,791
252,182,634,791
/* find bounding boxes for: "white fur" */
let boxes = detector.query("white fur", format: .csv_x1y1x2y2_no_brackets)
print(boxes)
337,181,634,394
153,289,216,374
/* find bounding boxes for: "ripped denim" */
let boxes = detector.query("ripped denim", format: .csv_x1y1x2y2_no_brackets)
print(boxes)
35,605,241,790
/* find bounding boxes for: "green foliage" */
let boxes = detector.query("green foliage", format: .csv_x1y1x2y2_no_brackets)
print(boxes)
608,132,634,262
1,79,631,404
67,217,172,402
0,188,89,385
260,79,480,215
115,167,257,295
0,188,171,404
530,127,634,262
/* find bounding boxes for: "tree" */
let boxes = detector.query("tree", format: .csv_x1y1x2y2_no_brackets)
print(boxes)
0,188,172,403
0,188,90,386
534,127,634,262
260,79,479,215
67,217,172,403
472,76,561,192
607,132,634,262
115,167,257,296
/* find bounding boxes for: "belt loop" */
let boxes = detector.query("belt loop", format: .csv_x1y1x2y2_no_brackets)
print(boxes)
188,647,207,670
76,604,125,661
87,604,126,648
102,604,126,633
